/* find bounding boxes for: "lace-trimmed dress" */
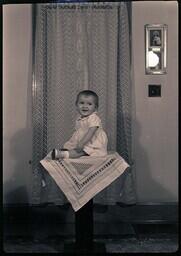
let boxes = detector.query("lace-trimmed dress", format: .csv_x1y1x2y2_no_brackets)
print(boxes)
63,112,108,156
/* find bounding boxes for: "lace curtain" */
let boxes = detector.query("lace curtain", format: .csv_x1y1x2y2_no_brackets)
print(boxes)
31,2,136,205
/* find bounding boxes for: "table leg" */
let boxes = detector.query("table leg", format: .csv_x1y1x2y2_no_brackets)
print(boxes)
64,199,106,253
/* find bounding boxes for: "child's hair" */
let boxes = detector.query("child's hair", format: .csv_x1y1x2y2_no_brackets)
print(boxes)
153,30,159,37
76,90,99,108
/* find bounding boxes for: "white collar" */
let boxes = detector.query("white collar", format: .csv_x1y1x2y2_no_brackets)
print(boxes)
77,111,97,121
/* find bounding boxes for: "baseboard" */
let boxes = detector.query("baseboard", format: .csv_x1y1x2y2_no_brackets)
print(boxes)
3,202,178,207
3,203,178,224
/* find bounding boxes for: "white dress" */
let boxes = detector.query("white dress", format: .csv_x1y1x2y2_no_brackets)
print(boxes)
63,112,108,156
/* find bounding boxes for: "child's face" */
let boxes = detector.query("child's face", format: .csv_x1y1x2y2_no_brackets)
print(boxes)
76,94,97,117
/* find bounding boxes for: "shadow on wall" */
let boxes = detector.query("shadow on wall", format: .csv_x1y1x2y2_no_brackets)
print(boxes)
4,128,32,204
134,119,177,202
4,30,33,205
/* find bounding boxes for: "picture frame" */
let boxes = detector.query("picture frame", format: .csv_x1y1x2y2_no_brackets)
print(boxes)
145,24,167,74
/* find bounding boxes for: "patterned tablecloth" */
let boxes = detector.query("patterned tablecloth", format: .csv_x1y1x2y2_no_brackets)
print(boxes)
40,151,129,211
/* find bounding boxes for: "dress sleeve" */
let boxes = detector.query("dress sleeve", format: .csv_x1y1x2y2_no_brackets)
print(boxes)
87,113,101,128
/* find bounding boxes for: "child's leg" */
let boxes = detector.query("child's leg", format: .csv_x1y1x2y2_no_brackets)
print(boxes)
52,148,88,159
68,149,88,158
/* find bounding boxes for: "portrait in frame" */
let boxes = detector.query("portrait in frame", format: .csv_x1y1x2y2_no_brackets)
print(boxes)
145,24,167,74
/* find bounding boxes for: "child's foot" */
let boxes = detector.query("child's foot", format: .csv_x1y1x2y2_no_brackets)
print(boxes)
52,148,59,160
52,148,69,160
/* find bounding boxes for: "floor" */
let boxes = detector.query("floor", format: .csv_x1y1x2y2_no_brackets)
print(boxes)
3,203,178,253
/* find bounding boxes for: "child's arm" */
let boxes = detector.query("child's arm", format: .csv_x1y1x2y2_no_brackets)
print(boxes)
77,126,98,151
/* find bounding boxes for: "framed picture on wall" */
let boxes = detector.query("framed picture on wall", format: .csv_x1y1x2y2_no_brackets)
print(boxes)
145,24,167,74
150,29,162,47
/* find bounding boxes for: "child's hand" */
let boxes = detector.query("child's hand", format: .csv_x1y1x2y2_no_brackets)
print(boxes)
76,143,84,152
75,148,82,153
75,147,83,153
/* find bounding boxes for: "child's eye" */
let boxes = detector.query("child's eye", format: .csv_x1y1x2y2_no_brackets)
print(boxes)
88,103,92,105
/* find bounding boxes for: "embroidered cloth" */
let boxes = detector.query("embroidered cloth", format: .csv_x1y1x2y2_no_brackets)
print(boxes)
40,151,129,211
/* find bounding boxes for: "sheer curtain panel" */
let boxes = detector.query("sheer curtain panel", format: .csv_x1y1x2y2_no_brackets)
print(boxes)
31,2,136,206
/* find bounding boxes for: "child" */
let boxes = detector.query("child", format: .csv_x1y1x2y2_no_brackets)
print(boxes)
151,30,161,46
52,90,108,159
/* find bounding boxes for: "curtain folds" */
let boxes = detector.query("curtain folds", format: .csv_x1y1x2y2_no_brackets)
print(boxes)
31,2,136,206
